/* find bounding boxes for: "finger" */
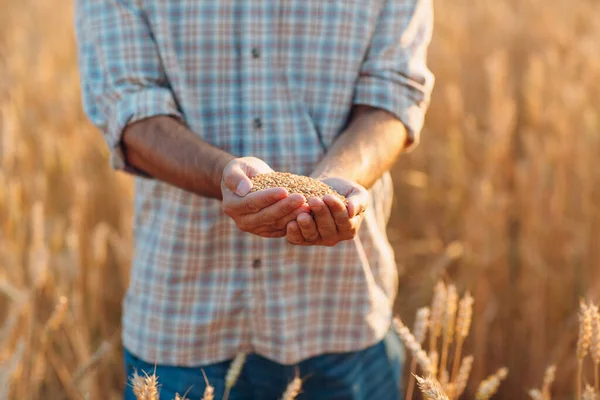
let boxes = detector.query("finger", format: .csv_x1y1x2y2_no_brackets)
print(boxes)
223,162,254,196
255,229,287,238
323,194,352,230
297,213,320,243
274,203,311,229
346,192,369,218
225,187,288,215
286,221,305,245
243,194,306,227
308,197,337,239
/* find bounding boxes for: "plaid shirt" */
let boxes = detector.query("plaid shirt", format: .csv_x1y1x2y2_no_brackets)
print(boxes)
75,0,434,365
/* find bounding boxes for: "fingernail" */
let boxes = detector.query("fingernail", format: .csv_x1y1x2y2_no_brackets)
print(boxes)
236,180,251,196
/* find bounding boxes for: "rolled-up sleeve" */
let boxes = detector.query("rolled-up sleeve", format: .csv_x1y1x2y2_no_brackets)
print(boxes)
75,0,183,171
353,0,435,150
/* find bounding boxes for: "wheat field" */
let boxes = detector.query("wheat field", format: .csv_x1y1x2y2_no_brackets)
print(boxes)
0,0,599,399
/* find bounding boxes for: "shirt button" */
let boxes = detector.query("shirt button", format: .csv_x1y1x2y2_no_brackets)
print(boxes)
251,47,261,59
253,118,263,129
252,259,262,269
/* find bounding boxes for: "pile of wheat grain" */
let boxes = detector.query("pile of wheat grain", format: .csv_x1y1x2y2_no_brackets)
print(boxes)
250,172,346,203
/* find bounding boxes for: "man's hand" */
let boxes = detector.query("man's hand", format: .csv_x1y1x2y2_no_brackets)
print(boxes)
285,177,369,246
221,157,310,238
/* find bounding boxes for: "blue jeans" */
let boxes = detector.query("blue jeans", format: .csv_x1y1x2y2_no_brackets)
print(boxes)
123,329,404,399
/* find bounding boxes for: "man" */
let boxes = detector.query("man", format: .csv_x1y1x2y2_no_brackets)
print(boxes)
75,0,433,398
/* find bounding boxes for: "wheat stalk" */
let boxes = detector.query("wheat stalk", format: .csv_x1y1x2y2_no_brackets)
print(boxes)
223,352,246,400
415,375,450,400
475,367,508,400
440,285,458,379
429,281,448,360
451,292,473,382
453,355,474,400
406,307,431,400
429,351,439,379
578,301,593,400
393,317,432,374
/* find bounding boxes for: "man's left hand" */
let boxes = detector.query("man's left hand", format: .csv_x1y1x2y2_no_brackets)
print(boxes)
285,177,369,246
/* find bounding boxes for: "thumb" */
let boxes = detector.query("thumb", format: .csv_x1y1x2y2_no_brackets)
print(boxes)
223,163,253,196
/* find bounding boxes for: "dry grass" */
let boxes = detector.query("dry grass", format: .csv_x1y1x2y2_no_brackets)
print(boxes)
1,0,600,398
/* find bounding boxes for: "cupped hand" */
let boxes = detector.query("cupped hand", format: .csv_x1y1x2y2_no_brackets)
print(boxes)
221,157,310,238
285,177,369,246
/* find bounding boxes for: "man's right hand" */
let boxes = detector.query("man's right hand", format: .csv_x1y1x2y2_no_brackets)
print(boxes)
221,157,309,238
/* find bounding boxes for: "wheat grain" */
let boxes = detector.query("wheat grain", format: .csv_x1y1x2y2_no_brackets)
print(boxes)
454,355,474,399
475,367,508,400
223,352,247,400
393,317,432,374
415,375,450,400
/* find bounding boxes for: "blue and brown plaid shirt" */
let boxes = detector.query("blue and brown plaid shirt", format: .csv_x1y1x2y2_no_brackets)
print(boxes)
75,0,434,366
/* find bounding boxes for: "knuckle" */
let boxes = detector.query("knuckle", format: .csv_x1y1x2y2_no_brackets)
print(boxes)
259,212,276,226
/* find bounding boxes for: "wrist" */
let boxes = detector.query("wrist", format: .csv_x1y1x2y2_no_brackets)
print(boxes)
212,153,236,191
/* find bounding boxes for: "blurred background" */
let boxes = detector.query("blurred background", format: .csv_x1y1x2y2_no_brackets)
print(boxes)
0,0,599,398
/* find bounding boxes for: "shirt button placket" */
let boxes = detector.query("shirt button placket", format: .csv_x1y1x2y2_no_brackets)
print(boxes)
251,46,262,131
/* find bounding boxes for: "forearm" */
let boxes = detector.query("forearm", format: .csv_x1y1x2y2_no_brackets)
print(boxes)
122,116,235,199
311,106,408,189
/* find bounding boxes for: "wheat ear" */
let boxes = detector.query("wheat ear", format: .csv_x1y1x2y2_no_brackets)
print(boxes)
451,292,473,382
528,389,544,400
415,375,450,400
429,281,448,360
129,370,159,400
475,367,508,400
590,304,600,392
582,385,598,400
201,369,214,400
453,355,474,400
406,307,431,400
393,317,432,374
541,364,556,400
577,301,593,400
223,353,246,400
440,285,458,379
280,369,302,400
